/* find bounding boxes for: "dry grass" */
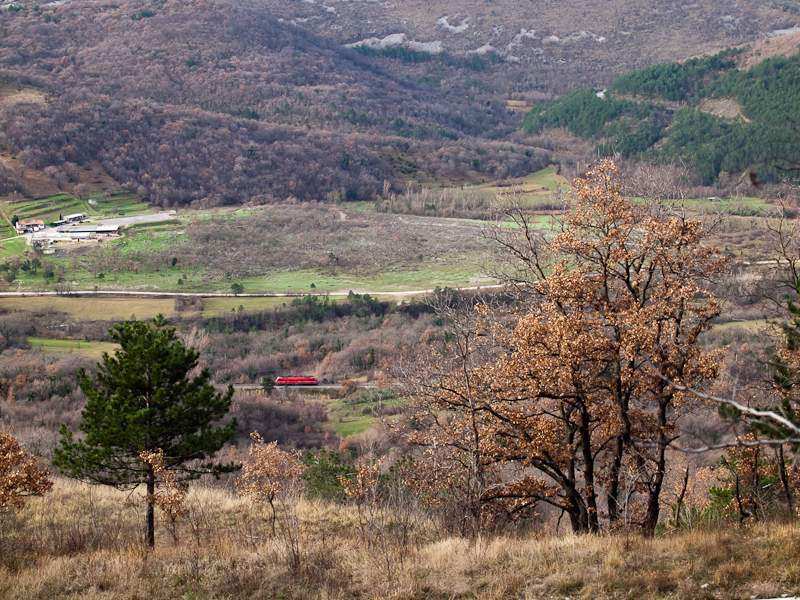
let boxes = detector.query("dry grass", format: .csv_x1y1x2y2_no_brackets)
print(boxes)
0,297,176,321
697,98,745,121
201,296,301,317
1,478,799,599
0,84,47,107
26,338,120,358
739,31,800,69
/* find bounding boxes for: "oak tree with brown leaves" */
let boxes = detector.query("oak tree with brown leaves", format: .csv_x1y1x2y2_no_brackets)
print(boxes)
139,449,189,543
410,160,727,535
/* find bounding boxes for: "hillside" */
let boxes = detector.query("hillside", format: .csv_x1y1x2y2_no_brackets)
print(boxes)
1,0,799,207
253,0,800,92
0,0,550,207
2,477,800,600
523,44,800,186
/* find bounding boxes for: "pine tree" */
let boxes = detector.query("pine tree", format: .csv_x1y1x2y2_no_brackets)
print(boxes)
765,293,800,444
54,315,237,547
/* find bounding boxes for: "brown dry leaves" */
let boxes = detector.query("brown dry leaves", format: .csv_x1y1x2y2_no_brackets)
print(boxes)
409,159,729,533
0,428,53,511
139,448,188,523
236,432,306,506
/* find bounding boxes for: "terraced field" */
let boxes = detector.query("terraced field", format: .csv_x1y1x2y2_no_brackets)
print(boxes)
3,192,152,225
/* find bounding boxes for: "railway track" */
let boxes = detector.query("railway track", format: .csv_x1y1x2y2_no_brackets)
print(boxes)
229,383,379,391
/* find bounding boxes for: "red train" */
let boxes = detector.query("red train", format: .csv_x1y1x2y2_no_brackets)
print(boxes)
275,376,318,386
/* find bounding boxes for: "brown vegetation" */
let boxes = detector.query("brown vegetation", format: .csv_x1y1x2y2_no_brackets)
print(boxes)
1,162,800,597
405,161,729,536
0,0,549,207
0,477,799,599
91,205,492,279
0,428,51,511
0,0,791,208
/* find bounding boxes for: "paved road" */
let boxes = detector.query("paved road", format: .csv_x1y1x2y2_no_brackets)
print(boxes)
0,234,26,243
0,284,505,298
95,212,177,227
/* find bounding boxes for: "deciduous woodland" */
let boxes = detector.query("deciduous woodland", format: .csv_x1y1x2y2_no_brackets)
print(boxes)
0,0,551,206
0,0,796,207
1,162,800,599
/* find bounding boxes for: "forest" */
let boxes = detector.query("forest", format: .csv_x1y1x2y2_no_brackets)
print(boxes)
523,48,800,185
0,0,554,207
1,0,796,208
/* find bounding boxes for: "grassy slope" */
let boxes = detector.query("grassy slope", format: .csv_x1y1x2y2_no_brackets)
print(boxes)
3,478,799,600
326,395,405,436
0,296,178,320
0,168,777,330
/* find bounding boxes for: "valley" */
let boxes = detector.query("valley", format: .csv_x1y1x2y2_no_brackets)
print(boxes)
0,1,800,598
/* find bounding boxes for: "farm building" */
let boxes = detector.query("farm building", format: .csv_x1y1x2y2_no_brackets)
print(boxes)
63,212,88,223
30,223,121,244
15,220,45,233
56,224,121,239
28,223,124,243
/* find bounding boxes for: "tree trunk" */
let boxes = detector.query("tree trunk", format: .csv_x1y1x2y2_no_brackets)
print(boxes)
673,467,690,530
580,408,600,533
607,434,623,525
777,445,793,512
609,359,633,528
643,400,668,537
147,464,156,548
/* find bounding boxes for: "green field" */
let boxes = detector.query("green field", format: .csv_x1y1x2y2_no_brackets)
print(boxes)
201,296,336,316
331,416,376,437
88,193,151,217
27,337,119,358
4,266,200,295
1,266,490,296
327,396,380,437
4,194,83,222
0,237,28,259
325,391,405,437
461,165,570,208
227,264,497,296
0,218,16,239
683,196,769,216
711,318,771,332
